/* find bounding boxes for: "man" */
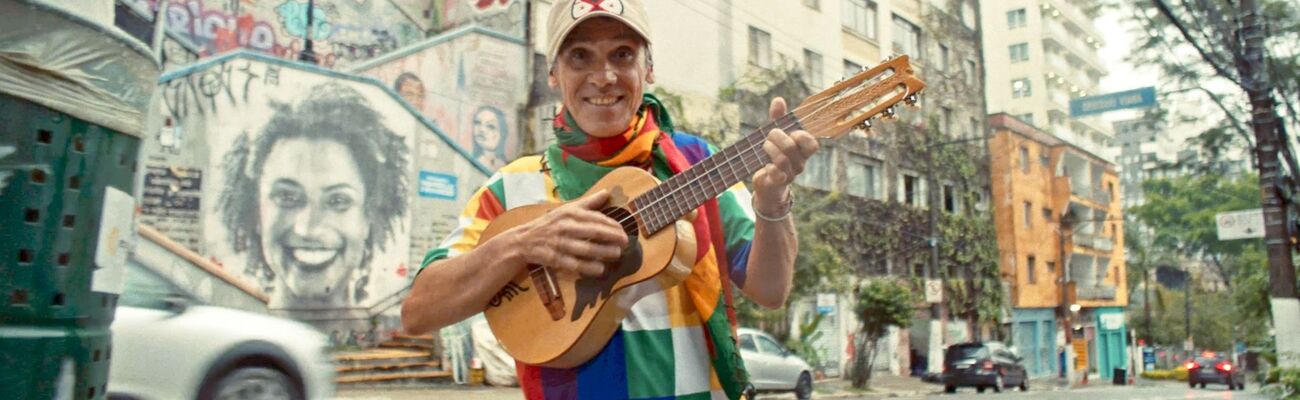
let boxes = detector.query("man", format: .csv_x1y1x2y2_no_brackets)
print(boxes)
401,1,819,398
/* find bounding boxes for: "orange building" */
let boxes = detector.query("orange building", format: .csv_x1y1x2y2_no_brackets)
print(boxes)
988,113,1127,380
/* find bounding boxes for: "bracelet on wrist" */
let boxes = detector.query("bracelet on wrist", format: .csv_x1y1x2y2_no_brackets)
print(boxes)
752,191,793,222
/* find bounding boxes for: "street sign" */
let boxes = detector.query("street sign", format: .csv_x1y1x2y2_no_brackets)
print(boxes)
816,293,836,315
925,279,943,303
1216,208,1265,240
1069,87,1157,117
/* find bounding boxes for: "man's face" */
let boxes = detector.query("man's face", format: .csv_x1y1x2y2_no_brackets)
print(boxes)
472,109,502,151
398,79,425,111
257,138,370,302
549,17,653,138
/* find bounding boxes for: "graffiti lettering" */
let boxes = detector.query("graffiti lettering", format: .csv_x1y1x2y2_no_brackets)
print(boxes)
487,281,529,308
162,60,273,120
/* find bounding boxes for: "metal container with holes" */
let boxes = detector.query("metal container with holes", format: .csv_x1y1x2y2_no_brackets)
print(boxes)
0,0,160,398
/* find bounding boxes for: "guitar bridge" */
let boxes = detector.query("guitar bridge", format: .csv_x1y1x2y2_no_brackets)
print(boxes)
529,266,566,321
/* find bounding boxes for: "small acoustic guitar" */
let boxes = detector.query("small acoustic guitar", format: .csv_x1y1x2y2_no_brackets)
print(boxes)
481,55,927,368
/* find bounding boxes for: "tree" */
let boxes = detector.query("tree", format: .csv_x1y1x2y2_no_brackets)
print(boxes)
1125,0,1300,364
1128,174,1272,347
851,279,920,389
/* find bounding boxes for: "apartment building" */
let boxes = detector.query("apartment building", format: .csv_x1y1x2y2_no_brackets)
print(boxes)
981,0,1113,160
989,113,1127,380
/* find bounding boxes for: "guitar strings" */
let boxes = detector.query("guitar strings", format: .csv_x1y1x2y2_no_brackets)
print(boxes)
615,79,912,229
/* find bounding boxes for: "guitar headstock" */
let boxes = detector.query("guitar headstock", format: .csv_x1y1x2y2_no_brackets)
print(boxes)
792,55,927,138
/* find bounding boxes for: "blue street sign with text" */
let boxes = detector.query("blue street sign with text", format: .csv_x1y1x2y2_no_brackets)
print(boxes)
1069,87,1157,117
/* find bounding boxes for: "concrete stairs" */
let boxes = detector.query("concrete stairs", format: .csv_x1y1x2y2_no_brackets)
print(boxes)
333,334,451,387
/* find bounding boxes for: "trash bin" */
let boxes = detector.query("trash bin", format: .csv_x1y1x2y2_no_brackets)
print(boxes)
0,1,159,398
1113,368,1127,385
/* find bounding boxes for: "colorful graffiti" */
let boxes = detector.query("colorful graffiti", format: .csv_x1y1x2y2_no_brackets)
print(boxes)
354,28,528,169
143,53,487,336
434,0,525,38
124,0,425,68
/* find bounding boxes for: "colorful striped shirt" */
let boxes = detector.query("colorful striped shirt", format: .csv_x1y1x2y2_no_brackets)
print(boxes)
421,133,756,399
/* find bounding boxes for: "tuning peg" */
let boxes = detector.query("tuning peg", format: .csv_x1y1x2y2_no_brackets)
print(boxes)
883,106,897,119
904,94,919,107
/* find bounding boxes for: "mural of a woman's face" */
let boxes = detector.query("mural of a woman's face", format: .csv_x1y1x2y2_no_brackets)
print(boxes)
472,108,503,152
397,79,426,111
257,138,370,302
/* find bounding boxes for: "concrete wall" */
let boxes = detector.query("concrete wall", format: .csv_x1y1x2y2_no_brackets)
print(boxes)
140,51,489,337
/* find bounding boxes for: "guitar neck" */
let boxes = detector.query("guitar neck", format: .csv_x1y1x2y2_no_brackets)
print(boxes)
631,113,803,234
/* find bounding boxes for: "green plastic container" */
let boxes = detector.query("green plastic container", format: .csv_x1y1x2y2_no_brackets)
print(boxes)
0,93,140,400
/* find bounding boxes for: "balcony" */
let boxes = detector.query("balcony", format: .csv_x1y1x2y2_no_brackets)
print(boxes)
1069,183,1111,206
1073,232,1114,252
1076,284,1118,300
1041,21,1104,72
1041,0,1099,40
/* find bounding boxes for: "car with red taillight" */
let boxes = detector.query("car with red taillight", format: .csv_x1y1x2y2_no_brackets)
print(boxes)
1186,354,1245,390
940,342,1029,393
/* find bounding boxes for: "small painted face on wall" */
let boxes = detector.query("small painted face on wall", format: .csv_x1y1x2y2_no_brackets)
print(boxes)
397,79,426,111
257,138,370,302
472,108,503,151
549,17,653,138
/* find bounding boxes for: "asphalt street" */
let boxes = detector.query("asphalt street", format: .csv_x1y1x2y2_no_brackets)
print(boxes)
871,381,1268,400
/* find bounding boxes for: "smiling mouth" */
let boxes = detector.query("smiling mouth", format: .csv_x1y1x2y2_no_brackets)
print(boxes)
289,248,339,271
584,95,623,106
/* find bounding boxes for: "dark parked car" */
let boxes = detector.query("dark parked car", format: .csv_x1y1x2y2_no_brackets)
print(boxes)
941,342,1028,393
1186,355,1245,390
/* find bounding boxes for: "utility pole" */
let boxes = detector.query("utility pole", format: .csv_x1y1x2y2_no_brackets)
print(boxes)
1185,265,1192,359
1143,265,1151,345
925,142,946,376
1238,0,1300,367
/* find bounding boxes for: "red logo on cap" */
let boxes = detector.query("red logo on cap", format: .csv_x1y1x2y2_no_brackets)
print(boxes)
572,0,624,18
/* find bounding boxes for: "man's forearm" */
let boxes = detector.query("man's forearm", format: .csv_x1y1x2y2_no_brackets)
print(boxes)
401,233,525,334
741,194,797,309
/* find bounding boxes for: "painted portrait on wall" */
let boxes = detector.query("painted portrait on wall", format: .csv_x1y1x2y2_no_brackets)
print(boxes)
216,82,409,309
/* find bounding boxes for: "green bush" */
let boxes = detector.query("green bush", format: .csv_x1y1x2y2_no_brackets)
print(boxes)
1263,367,1300,399
1139,367,1188,382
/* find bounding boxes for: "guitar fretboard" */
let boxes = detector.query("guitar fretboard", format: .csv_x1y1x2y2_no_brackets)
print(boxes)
631,113,802,234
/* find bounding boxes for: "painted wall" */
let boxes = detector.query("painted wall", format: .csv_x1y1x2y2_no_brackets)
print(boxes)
433,0,525,38
123,0,426,68
352,28,528,170
141,52,488,338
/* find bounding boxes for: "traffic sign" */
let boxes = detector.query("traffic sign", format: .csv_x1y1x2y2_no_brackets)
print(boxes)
1069,87,1157,117
925,279,943,303
1217,209,1265,240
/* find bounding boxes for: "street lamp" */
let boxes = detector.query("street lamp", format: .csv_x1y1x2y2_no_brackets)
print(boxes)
298,0,318,64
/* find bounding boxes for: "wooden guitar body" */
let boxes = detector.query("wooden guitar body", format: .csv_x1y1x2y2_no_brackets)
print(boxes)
480,167,697,368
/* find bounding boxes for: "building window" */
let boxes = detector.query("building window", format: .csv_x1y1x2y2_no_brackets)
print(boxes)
1042,207,1053,222
1008,8,1027,29
892,15,921,58
1047,261,1056,272
964,59,977,85
796,149,832,189
903,174,921,206
1012,78,1032,98
1009,42,1029,63
847,158,880,199
749,26,772,68
804,49,824,88
938,44,949,71
942,107,953,135
843,0,877,39
1017,113,1034,125
1027,255,1037,283
1040,152,1050,167
1023,201,1032,227
1020,146,1030,173
844,59,862,79
943,184,956,212
804,0,820,10
968,117,980,139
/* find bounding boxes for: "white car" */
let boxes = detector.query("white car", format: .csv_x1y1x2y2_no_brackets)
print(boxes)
738,327,813,400
108,262,335,400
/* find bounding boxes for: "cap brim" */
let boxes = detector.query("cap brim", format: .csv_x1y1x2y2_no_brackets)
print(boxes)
549,11,652,64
